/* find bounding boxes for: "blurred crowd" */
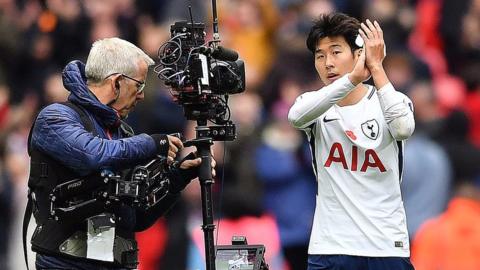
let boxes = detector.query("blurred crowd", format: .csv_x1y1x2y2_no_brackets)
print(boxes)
0,0,479,270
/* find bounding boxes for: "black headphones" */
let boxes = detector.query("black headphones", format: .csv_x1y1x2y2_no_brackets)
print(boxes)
107,79,121,107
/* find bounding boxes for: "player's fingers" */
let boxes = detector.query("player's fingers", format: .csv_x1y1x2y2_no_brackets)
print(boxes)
167,156,174,165
359,29,368,43
360,22,374,40
366,19,378,39
374,20,384,40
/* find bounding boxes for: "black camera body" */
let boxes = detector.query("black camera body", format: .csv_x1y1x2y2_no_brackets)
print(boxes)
162,21,245,94
156,20,245,133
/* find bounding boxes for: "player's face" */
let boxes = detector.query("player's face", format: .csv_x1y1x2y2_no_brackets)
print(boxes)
314,36,358,86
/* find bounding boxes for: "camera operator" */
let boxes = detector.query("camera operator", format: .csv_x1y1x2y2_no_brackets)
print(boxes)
27,37,213,270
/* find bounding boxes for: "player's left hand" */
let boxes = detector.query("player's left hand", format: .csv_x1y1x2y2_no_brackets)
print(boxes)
359,19,386,71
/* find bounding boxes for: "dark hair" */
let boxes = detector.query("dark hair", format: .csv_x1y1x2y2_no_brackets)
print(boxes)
306,13,361,54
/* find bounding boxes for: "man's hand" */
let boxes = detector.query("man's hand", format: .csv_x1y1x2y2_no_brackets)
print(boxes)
359,19,389,89
166,135,184,165
179,153,217,177
360,19,386,71
348,47,371,85
168,152,217,193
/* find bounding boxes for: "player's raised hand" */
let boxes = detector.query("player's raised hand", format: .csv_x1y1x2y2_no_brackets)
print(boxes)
359,19,386,71
349,47,371,85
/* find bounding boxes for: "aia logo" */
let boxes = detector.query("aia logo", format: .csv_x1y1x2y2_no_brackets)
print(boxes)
361,119,379,140
324,142,386,172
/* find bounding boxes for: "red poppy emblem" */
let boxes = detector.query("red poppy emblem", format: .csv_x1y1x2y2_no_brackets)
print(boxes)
345,130,357,140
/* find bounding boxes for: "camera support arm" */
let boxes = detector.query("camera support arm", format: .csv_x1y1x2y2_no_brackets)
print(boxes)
184,122,216,270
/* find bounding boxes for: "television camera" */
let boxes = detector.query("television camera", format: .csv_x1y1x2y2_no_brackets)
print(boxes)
153,2,268,270
154,8,245,141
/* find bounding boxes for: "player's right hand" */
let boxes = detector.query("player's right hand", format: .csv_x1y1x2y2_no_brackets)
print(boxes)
166,135,184,164
348,47,371,85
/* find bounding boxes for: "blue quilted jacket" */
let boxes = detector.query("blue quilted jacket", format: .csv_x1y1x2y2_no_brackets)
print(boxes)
30,60,159,176
29,61,176,232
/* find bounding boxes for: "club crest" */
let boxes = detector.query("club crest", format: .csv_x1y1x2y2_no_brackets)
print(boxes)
361,119,379,140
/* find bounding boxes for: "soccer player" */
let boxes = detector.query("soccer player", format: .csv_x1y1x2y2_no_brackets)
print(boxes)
288,13,415,270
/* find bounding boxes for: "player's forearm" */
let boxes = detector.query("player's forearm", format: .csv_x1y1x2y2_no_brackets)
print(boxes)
369,65,389,90
288,74,356,129
377,83,415,140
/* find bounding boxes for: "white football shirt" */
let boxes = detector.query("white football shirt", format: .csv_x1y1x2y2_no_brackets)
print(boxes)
288,74,415,257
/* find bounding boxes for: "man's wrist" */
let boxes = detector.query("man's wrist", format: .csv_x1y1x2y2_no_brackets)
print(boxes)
369,66,389,90
150,134,169,156
347,73,362,86
368,64,384,74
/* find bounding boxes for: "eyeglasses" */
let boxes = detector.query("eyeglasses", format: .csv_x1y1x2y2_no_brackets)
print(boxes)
105,73,146,94
121,74,145,94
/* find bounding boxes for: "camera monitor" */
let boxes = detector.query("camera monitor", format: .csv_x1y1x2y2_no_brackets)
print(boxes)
215,245,265,270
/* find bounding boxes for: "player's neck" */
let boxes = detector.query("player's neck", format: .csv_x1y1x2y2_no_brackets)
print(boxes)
337,83,368,107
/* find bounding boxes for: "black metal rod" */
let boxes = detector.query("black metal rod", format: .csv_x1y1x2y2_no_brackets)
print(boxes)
211,0,219,41
193,124,216,270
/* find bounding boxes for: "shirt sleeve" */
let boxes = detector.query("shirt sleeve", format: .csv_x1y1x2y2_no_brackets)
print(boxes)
288,74,356,129
376,83,415,140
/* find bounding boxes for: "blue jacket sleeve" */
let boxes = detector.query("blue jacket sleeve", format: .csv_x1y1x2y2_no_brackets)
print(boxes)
31,104,158,176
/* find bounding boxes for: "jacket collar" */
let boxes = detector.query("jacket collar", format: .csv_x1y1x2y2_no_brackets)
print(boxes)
62,60,120,128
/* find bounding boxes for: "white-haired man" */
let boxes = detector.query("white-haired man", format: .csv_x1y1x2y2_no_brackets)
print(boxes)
26,38,211,270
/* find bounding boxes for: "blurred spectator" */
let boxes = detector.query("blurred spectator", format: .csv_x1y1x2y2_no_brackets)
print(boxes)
462,64,480,146
255,122,315,270
0,84,11,130
440,0,480,78
218,0,279,90
383,51,415,93
43,71,68,104
11,33,59,104
261,48,320,113
364,0,415,51
411,177,480,270
434,110,480,185
402,80,452,240
0,136,13,270
255,77,316,270
401,133,452,240
409,0,447,77
5,94,37,270
407,81,443,137
221,92,265,218
276,0,336,53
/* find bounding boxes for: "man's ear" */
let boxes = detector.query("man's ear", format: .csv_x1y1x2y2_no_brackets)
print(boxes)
353,48,362,59
112,75,122,94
